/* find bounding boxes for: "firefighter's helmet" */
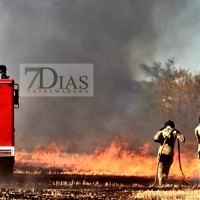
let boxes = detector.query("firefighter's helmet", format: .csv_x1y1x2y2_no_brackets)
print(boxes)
164,120,175,128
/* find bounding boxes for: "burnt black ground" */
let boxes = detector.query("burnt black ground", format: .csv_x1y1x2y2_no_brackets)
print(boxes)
0,173,197,199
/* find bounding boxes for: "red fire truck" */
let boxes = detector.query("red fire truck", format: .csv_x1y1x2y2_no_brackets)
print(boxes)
0,76,19,178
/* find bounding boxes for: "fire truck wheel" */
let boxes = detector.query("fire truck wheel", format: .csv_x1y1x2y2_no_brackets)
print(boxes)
0,164,13,181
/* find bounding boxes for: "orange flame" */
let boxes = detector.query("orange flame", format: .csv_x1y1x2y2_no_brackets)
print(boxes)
15,140,199,179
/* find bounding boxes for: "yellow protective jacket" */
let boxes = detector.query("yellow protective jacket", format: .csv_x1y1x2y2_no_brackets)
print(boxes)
154,127,185,163
195,124,200,157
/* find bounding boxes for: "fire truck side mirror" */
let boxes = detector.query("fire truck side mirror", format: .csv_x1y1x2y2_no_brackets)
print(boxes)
14,84,19,109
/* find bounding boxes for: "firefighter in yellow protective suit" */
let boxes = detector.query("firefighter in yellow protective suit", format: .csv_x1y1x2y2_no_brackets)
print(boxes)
195,117,200,181
154,120,185,185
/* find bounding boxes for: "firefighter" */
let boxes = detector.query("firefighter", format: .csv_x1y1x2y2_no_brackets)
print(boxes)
195,116,200,163
0,65,9,79
154,120,185,185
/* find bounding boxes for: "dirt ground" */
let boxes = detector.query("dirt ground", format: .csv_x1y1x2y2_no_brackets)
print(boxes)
0,183,198,199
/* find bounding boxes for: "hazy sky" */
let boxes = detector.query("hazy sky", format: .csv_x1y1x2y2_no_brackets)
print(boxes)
0,0,199,152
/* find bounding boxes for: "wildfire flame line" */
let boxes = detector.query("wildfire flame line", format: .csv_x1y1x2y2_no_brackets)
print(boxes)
14,140,198,178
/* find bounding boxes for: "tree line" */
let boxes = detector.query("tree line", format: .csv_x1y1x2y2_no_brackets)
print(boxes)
140,58,200,134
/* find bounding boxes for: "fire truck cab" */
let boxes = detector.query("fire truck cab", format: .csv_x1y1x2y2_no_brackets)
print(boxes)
0,76,19,178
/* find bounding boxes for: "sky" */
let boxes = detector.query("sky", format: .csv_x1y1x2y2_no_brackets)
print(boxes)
0,0,200,153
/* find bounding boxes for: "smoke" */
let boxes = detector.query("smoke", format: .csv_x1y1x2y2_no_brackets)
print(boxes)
0,0,199,153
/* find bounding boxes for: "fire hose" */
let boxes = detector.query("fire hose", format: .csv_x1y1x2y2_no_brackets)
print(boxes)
151,137,192,187
177,139,192,186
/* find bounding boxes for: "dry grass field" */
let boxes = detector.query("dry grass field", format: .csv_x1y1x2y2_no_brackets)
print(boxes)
0,182,198,199
0,172,198,199
132,189,200,200
0,186,200,199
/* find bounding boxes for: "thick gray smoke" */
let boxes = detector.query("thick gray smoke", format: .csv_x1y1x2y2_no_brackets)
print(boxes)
0,0,199,153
